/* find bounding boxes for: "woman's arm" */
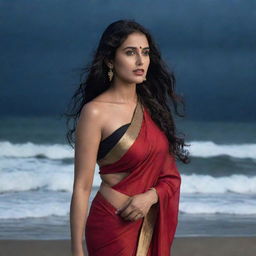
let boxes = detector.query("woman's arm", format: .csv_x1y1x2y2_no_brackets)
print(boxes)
70,102,102,256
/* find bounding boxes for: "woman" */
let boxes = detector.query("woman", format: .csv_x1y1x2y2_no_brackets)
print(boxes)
66,19,189,256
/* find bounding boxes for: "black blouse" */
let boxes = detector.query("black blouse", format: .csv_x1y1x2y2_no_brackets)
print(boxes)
97,123,131,160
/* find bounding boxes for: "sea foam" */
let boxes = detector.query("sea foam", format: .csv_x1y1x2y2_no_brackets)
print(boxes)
1,140,256,159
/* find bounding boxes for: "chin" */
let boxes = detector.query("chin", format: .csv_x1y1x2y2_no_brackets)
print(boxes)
133,77,144,83
122,76,144,84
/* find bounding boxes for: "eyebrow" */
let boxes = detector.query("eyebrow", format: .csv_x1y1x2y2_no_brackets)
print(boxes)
122,46,150,51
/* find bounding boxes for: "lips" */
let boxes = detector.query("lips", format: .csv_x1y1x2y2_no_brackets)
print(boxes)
133,69,144,75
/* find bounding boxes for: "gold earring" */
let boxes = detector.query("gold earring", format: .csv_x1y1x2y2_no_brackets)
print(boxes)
108,67,113,82
143,77,147,81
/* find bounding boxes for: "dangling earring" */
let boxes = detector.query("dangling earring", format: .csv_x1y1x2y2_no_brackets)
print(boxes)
108,66,113,82
143,77,147,81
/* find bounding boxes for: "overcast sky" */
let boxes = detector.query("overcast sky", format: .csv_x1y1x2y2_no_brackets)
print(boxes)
1,0,255,121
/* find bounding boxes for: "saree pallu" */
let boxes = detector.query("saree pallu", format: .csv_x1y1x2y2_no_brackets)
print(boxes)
85,100,181,256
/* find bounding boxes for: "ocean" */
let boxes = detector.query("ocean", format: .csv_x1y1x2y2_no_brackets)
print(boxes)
0,116,255,239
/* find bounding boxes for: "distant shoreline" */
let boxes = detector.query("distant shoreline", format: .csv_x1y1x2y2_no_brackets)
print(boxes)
0,237,256,256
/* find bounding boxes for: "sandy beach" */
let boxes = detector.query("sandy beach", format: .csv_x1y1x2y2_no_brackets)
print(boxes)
0,237,255,256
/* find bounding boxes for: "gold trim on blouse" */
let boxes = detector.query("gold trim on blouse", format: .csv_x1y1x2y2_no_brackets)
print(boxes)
97,99,144,167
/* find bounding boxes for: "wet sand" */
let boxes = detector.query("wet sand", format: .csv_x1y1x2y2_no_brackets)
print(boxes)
0,237,255,256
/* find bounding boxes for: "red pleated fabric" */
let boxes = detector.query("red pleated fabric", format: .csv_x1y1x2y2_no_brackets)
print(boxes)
85,106,181,256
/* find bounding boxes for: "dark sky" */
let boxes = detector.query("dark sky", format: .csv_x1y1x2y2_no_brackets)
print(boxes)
1,0,255,121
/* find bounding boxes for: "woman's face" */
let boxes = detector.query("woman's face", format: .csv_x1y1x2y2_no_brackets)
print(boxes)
110,32,150,85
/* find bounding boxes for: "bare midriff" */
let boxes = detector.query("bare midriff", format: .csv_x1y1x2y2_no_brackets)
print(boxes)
99,172,131,211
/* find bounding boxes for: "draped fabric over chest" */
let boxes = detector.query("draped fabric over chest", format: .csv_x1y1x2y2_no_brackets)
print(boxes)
85,100,181,256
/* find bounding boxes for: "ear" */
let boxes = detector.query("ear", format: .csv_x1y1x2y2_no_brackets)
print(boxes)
104,58,113,69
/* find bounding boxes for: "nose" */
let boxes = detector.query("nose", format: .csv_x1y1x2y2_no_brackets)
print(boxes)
136,53,143,66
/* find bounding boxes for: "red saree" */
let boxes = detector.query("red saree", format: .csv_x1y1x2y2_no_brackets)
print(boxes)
85,100,181,256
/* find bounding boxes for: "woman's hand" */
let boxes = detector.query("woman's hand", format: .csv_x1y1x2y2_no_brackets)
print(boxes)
115,190,158,222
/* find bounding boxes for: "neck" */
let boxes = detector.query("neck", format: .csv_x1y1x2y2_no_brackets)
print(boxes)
109,77,137,104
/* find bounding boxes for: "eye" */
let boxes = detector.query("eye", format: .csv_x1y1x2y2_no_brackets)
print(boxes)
143,51,150,56
126,50,135,56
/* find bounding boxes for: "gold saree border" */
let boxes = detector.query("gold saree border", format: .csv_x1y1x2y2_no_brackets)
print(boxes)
97,99,144,167
136,204,158,256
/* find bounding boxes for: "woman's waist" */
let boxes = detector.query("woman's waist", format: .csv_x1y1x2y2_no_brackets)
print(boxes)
98,181,131,210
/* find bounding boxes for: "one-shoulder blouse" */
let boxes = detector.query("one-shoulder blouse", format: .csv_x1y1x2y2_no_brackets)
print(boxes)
97,123,131,160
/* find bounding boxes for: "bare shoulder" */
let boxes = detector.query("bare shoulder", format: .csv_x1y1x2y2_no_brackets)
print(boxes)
88,95,115,117
81,93,114,119
78,96,112,131
79,101,100,122
74,101,105,157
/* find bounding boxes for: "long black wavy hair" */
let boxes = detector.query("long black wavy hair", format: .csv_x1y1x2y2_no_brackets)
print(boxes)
64,19,189,163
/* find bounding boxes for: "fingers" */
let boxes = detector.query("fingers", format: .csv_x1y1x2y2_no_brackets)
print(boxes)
122,210,144,222
115,197,133,215
133,213,144,221
116,196,147,221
